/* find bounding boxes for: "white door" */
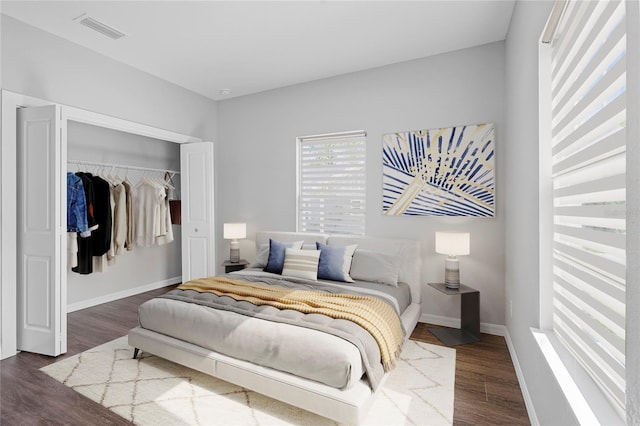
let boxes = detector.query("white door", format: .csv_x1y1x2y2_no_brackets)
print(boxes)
16,105,66,356
180,142,215,282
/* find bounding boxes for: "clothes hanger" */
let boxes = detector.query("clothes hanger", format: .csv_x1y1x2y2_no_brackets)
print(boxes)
163,171,176,190
141,170,156,187
112,166,123,184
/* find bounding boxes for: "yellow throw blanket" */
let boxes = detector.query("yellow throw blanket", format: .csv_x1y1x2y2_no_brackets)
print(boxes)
178,276,404,371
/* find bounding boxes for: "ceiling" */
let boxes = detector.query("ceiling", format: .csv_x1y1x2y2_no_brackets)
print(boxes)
1,1,515,101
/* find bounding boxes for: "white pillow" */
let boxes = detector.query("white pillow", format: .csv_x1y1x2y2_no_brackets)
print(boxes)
249,243,269,268
349,250,400,287
282,248,321,280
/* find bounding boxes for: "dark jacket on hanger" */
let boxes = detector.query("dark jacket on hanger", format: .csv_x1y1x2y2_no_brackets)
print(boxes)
73,173,97,274
75,173,97,230
90,175,113,257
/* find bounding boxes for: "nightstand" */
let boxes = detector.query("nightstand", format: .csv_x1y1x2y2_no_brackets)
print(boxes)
427,282,480,346
222,260,249,273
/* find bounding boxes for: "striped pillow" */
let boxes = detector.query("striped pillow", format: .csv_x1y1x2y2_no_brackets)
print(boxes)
282,248,321,280
264,239,304,274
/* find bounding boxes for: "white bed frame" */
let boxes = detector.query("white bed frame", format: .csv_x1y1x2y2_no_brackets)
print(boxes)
128,232,422,424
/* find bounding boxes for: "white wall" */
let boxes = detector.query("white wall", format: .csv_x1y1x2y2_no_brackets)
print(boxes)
1,14,217,140
0,2,4,358
504,1,578,425
217,42,506,328
1,15,217,309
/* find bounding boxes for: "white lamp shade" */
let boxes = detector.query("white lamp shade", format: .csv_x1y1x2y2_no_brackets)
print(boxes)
435,232,470,256
223,223,246,240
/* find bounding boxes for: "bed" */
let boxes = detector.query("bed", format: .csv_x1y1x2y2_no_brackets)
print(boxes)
128,231,422,424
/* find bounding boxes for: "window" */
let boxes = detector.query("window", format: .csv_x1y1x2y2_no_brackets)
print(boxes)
296,131,366,235
548,0,626,415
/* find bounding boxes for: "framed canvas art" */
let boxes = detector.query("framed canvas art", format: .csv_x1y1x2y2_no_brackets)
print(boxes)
382,123,495,217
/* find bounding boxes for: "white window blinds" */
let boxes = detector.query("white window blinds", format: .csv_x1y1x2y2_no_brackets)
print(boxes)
297,131,366,235
550,0,626,414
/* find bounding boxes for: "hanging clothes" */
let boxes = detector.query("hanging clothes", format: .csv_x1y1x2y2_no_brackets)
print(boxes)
93,183,117,273
132,177,174,247
122,180,135,251
67,233,78,270
155,194,174,246
111,183,127,256
69,164,177,274
133,179,165,247
75,173,98,231
73,172,97,275
66,173,90,237
90,175,113,257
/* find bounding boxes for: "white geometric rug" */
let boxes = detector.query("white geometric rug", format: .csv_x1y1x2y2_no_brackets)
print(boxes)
41,337,455,425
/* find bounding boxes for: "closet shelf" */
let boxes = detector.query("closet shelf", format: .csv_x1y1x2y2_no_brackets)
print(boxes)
68,159,179,175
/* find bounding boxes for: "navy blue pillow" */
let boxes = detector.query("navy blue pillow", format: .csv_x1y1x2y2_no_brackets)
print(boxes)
264,239,303,274
316,242,357,282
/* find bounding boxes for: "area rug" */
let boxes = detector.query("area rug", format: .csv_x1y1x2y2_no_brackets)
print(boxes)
40,337,455,425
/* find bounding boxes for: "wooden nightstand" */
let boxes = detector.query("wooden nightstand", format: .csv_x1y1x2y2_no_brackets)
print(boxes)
427,282,480,346
222,260,249,273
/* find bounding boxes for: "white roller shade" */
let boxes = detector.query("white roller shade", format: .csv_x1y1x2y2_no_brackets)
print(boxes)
550,0,626,413
297,131,366,235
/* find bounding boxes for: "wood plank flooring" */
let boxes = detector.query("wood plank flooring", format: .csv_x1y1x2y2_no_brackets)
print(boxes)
411,324,530,425
1,286,529,425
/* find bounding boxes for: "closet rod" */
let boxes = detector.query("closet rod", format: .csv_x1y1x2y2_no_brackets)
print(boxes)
68,159,180,175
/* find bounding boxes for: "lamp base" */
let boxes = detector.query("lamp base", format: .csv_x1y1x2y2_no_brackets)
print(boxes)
229,240,240,263
444,257,460,289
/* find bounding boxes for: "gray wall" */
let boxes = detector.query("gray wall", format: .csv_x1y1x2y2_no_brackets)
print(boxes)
218,42,506,327
1,14,217,140
1,15,218,307
504,1,577,424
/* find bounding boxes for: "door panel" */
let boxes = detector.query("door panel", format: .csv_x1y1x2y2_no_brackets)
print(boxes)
24,256,52,330
180,142,215,282
17,105,65,356
187,237,209,281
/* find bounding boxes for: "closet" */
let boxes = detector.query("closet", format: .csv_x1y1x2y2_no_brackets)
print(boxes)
65,122,182,311
2,90,215,358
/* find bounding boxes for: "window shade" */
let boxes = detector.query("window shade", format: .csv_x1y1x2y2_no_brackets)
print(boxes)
297,131,366,235
550,0,626,413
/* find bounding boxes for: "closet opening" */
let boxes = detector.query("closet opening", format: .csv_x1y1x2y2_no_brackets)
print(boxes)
1,90,215,359
65,121,182,313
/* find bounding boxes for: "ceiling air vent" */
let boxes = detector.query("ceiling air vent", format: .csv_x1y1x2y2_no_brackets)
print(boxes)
74,14,125,40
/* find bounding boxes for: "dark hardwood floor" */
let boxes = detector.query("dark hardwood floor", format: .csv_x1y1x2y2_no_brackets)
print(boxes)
411,324,530,425
1,287,529,425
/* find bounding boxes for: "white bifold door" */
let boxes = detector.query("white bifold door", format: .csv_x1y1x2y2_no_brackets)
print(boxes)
17,105,66,356
16,104,214,357
180,142,215,282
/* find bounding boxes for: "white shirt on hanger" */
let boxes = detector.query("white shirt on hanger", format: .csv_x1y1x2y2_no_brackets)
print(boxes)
133,179,165,247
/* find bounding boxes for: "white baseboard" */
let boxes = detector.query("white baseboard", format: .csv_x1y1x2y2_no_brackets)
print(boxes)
419,313,506,336
504,330,539,426
67,276,181,313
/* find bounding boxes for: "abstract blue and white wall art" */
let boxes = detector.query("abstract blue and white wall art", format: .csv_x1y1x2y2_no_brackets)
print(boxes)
382,123,495,217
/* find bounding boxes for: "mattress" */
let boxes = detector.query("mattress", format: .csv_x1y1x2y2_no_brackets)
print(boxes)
137,271,411,390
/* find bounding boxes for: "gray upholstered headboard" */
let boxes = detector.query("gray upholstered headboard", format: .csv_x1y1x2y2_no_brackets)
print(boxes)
255,231,328,249
255,231,422,304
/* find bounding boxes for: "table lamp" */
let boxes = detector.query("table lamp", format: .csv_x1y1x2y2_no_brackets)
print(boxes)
435,232,470,289
224,223,246,263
